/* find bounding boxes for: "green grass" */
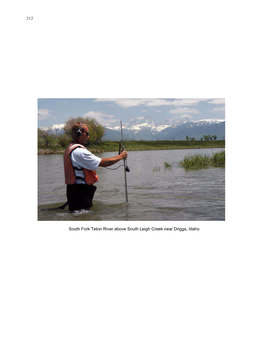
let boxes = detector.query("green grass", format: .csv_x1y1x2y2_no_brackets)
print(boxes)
153,161,174,172
163,161,173,170
108,140,225,151
38,140,225,154
180,151,225,169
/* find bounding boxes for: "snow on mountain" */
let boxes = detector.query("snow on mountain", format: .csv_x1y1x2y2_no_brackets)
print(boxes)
155,124,171,132
104,115,225,140
195,119,225,126
126,114,156,131
39,123,65,133
159,117,173,125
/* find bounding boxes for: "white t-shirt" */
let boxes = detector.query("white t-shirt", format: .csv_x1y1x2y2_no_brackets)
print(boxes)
70,145,101,184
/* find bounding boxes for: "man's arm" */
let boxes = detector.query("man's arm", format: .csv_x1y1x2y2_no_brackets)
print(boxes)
99,151,127,168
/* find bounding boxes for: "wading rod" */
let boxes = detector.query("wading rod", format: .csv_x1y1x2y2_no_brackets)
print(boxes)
120,121,129,203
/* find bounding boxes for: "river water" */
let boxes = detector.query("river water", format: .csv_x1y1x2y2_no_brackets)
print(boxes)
38,148,225,221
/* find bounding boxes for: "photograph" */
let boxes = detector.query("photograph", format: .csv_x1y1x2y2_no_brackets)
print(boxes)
2,1,263,340
38,98,225,221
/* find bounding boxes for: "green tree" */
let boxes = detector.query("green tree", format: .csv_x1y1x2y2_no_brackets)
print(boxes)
64,117,105,144
186,136,189,141
38,128,57,147
212,135,217,140
203,135,211,141
57,134,71,147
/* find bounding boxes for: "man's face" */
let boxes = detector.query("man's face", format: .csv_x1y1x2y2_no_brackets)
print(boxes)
79,126,90,146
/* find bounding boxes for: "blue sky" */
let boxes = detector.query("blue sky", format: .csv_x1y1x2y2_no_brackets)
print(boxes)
38,98,225,128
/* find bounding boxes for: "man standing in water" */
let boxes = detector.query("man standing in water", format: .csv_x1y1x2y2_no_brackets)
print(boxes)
64,122,128,211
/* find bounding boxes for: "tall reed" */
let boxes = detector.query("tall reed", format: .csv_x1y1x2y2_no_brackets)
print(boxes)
180,151,225,169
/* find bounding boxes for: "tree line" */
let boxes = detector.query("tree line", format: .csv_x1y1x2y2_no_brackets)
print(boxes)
186,135,218,141
38,117,105,148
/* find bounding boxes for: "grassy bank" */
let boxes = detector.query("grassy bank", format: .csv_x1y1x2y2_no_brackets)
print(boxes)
180,151,225,169
38,140,225,154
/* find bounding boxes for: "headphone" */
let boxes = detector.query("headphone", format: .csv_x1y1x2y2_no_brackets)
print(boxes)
75,123,82,137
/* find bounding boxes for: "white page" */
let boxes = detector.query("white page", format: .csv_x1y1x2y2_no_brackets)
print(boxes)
1,1,263,340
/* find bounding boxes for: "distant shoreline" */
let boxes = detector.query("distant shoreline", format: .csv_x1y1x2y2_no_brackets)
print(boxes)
38,140,225,155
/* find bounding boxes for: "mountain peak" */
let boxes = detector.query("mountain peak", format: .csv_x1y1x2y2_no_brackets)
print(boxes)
127,114,155,129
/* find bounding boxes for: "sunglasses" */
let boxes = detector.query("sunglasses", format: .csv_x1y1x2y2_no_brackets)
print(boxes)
83,132,89,136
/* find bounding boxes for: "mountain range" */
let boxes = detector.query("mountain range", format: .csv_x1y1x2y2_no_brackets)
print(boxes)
40,114,225,141
104,114,225,141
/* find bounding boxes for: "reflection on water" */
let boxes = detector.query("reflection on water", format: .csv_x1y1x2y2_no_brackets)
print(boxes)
38,148,225,221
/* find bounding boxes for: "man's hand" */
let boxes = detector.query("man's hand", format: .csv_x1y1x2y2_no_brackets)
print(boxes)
120,151,128,159
99,151,128,167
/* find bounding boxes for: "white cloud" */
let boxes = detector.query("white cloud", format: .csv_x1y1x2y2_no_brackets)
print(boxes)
145,98,208,107
94,98,150,108
83,111,120,126
179,114,193,120
169,107,200,114
208,99,225,105
171,99,207,106
145,99,173,106
38,109,52,121
211,106,225,112
94,98,209,108
130,116,144,121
